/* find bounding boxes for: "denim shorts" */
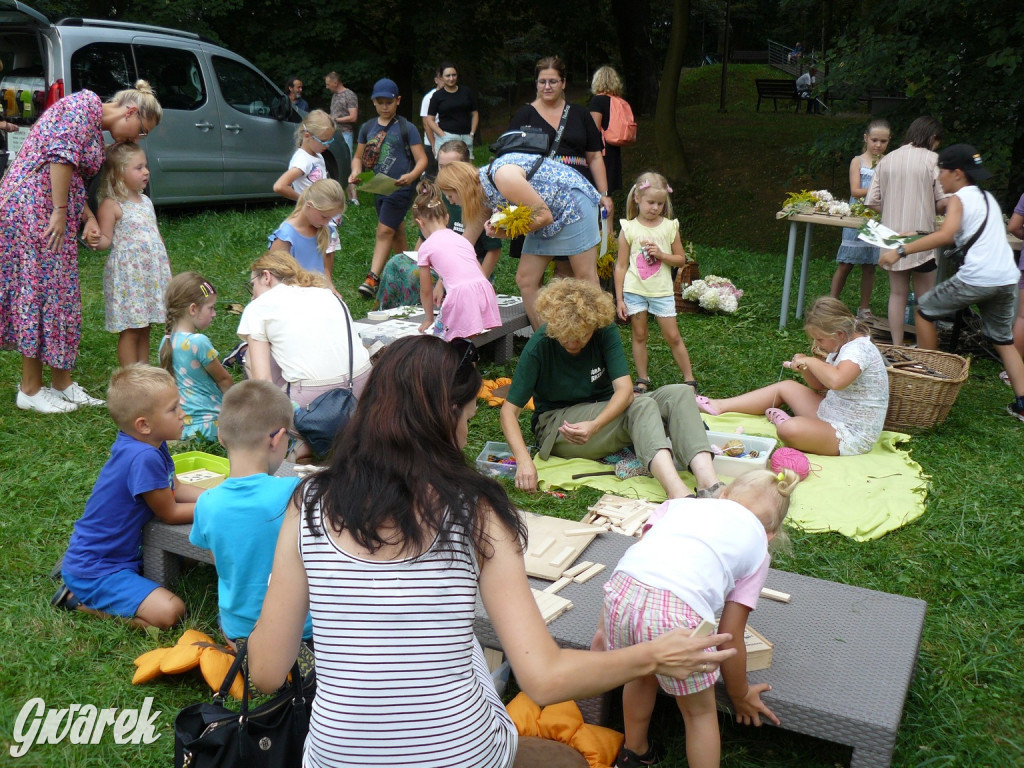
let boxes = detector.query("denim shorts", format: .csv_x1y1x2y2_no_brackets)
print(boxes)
375,185,415,230
623,292,677,318
918,275,1019,345
63,567,161,619
522,189,600,257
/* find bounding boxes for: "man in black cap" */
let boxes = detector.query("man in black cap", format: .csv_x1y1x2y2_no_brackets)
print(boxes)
880,144,1024,421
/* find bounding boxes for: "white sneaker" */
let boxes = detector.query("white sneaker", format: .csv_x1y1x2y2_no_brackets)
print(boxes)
17,387,79,413
52,382,105,406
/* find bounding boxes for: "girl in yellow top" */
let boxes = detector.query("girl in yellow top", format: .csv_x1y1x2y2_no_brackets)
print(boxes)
614,171,695,393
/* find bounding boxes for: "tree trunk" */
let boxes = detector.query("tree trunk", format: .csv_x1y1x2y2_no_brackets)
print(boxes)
655,0,691,183
610,0,659,115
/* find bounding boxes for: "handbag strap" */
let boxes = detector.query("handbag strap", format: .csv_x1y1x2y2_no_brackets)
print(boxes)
958,191,990,258
287,291,355,401
485,103,572,192
546,103,572,159
214,638,306,714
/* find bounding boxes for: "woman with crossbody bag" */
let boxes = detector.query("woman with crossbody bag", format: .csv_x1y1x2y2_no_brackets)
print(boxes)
238,251,371,459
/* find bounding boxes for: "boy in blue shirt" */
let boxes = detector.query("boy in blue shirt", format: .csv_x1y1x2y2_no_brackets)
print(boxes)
188,379,313,645
55,365,201,629
348,77,428,298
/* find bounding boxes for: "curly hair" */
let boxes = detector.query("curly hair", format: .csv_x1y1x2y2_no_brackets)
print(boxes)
590,66,624,97
250,251,330,289
535,279,616,342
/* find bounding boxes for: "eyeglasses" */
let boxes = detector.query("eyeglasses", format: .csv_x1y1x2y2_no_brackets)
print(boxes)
303,124,335,147
536,79,562,87
271,426,302,455
450,337,480,374
133,111,148,138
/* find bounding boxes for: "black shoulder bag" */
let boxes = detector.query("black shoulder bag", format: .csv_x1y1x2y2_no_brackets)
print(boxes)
174,641,314,768
487,103,571,185
290,294,358,456
945,192,989,272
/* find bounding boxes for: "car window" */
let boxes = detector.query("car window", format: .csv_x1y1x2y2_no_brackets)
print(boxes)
70,43,135,100
212,55,280,118
135,45,205,111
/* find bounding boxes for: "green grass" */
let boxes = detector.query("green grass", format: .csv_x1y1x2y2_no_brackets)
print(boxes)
2,65,1023,767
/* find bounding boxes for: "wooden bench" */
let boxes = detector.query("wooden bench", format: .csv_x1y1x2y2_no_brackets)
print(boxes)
755,79,799,112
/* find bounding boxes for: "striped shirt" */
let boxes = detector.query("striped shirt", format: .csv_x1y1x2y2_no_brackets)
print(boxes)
299,507,518,768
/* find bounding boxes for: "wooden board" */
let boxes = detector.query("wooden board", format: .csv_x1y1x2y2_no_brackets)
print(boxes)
581,494,659,538
522,511,599,580
744,625,774,671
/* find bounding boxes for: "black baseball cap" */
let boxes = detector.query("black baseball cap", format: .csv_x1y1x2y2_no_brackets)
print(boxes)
937,144,992,182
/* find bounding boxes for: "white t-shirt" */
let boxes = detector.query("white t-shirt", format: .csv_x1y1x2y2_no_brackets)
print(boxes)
420,88,438,148
614,497,769,622
816,334,889,456
288,148,327,194
237,284,369,383
954,185,1019,287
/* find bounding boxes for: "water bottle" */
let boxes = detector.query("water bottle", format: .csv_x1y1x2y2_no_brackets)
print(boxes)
905,292,916,326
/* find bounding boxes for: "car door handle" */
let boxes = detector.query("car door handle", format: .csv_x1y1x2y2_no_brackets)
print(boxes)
224,124,241,133
194,121,214,131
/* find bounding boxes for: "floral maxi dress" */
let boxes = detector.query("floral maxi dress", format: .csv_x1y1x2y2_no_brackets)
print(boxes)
103,195,171,332
0,90,104,370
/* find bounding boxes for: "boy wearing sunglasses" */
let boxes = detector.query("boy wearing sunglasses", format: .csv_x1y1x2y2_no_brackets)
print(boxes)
188,379,313,647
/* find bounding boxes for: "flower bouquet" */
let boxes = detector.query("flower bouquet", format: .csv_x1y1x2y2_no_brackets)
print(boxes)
680,275,743,314
489,204,534,238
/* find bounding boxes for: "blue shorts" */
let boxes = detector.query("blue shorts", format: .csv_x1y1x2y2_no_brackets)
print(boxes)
63,568,161,619
374,185,415,230
523,189,600,257
623,292,677,318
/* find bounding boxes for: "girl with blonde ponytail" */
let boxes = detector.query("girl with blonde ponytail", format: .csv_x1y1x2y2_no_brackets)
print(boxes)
268,178,346,276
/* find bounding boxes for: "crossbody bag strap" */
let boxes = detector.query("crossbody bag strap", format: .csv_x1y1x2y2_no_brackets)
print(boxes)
960,191,990,256
335,293,354,392
547,103,571,158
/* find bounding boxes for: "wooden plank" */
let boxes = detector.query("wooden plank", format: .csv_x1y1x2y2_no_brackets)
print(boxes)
573,563,606,583
563,561,594,578
544,577,572,594
563,527,603,537
526,536,553,558
522,512,599,580
760,587,792,603
548,546,575,568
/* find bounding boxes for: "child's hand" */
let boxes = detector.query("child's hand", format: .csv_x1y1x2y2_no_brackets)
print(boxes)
418,318,433,334
642,242,663,262
347,172,360,185
617,299,628,322
395,173,415,187
730,683,780,727
878,248,899,268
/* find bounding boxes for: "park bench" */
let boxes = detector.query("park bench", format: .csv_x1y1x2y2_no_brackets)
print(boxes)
755,79,799,112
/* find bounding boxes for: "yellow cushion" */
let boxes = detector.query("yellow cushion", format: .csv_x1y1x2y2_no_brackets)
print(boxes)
569,723,624,768
506,692,543,738
132,647,170,684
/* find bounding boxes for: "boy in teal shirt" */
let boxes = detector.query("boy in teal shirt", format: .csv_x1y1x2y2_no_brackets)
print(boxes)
189,379,313,644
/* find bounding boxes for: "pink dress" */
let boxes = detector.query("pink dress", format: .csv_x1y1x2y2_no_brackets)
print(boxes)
0,91,105,369
418,228,500,339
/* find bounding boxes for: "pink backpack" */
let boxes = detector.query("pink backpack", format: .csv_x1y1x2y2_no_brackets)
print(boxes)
603,95,637,147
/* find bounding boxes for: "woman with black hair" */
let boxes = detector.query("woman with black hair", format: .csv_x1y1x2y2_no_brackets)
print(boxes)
249,335,735,767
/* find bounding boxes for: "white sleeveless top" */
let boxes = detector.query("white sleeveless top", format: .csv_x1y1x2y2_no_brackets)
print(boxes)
299,506,517,768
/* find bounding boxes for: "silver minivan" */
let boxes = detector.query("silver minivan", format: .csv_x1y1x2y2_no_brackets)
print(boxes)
0,0,349,203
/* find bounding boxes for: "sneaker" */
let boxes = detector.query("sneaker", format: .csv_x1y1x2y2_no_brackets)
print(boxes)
16,387,79,413
999,370,1012,387
1007,401,1024,422
53,382,105,406
615,739,665,768
348,198,360,206
358,274,379,298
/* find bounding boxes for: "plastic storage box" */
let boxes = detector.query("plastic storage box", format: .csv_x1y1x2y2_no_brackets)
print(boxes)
475,441,517,480
706,431,776,478
172,451,230,490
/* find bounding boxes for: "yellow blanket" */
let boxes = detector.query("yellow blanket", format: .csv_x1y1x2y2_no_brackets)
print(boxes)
534,412,928,542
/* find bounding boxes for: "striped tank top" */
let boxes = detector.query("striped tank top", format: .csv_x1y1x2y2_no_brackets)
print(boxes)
299,506,518,768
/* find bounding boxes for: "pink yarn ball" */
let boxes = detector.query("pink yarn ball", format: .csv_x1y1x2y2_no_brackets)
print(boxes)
770,447,811,480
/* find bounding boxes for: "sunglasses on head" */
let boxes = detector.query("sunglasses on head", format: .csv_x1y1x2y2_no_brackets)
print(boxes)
449,337,480,373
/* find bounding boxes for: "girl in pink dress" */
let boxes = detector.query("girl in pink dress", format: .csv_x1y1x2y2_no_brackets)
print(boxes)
413,181,500,339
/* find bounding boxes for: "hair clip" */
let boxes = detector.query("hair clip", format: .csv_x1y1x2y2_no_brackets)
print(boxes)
426,200,443,208
636,180,652,191
666,184,674,193
776,471,786,482
198,281,215,298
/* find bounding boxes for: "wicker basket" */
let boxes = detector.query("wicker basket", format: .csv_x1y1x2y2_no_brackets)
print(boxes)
673,261,701,314
876,344,970,432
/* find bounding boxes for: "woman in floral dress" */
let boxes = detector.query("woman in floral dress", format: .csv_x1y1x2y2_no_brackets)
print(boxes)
0,82,161,413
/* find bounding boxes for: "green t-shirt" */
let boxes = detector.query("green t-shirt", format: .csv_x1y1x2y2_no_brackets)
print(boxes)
506,324,629,414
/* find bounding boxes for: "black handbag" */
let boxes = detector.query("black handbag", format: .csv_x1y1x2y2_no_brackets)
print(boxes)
291,295,357,456
488,105,571,187
173,643,313,768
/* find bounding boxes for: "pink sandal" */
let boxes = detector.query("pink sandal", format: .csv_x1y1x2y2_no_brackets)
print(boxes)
765,407,791,426
695,395,720,416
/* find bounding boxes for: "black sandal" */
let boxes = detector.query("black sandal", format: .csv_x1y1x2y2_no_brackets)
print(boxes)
633,378,652,394
684,380,699,393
